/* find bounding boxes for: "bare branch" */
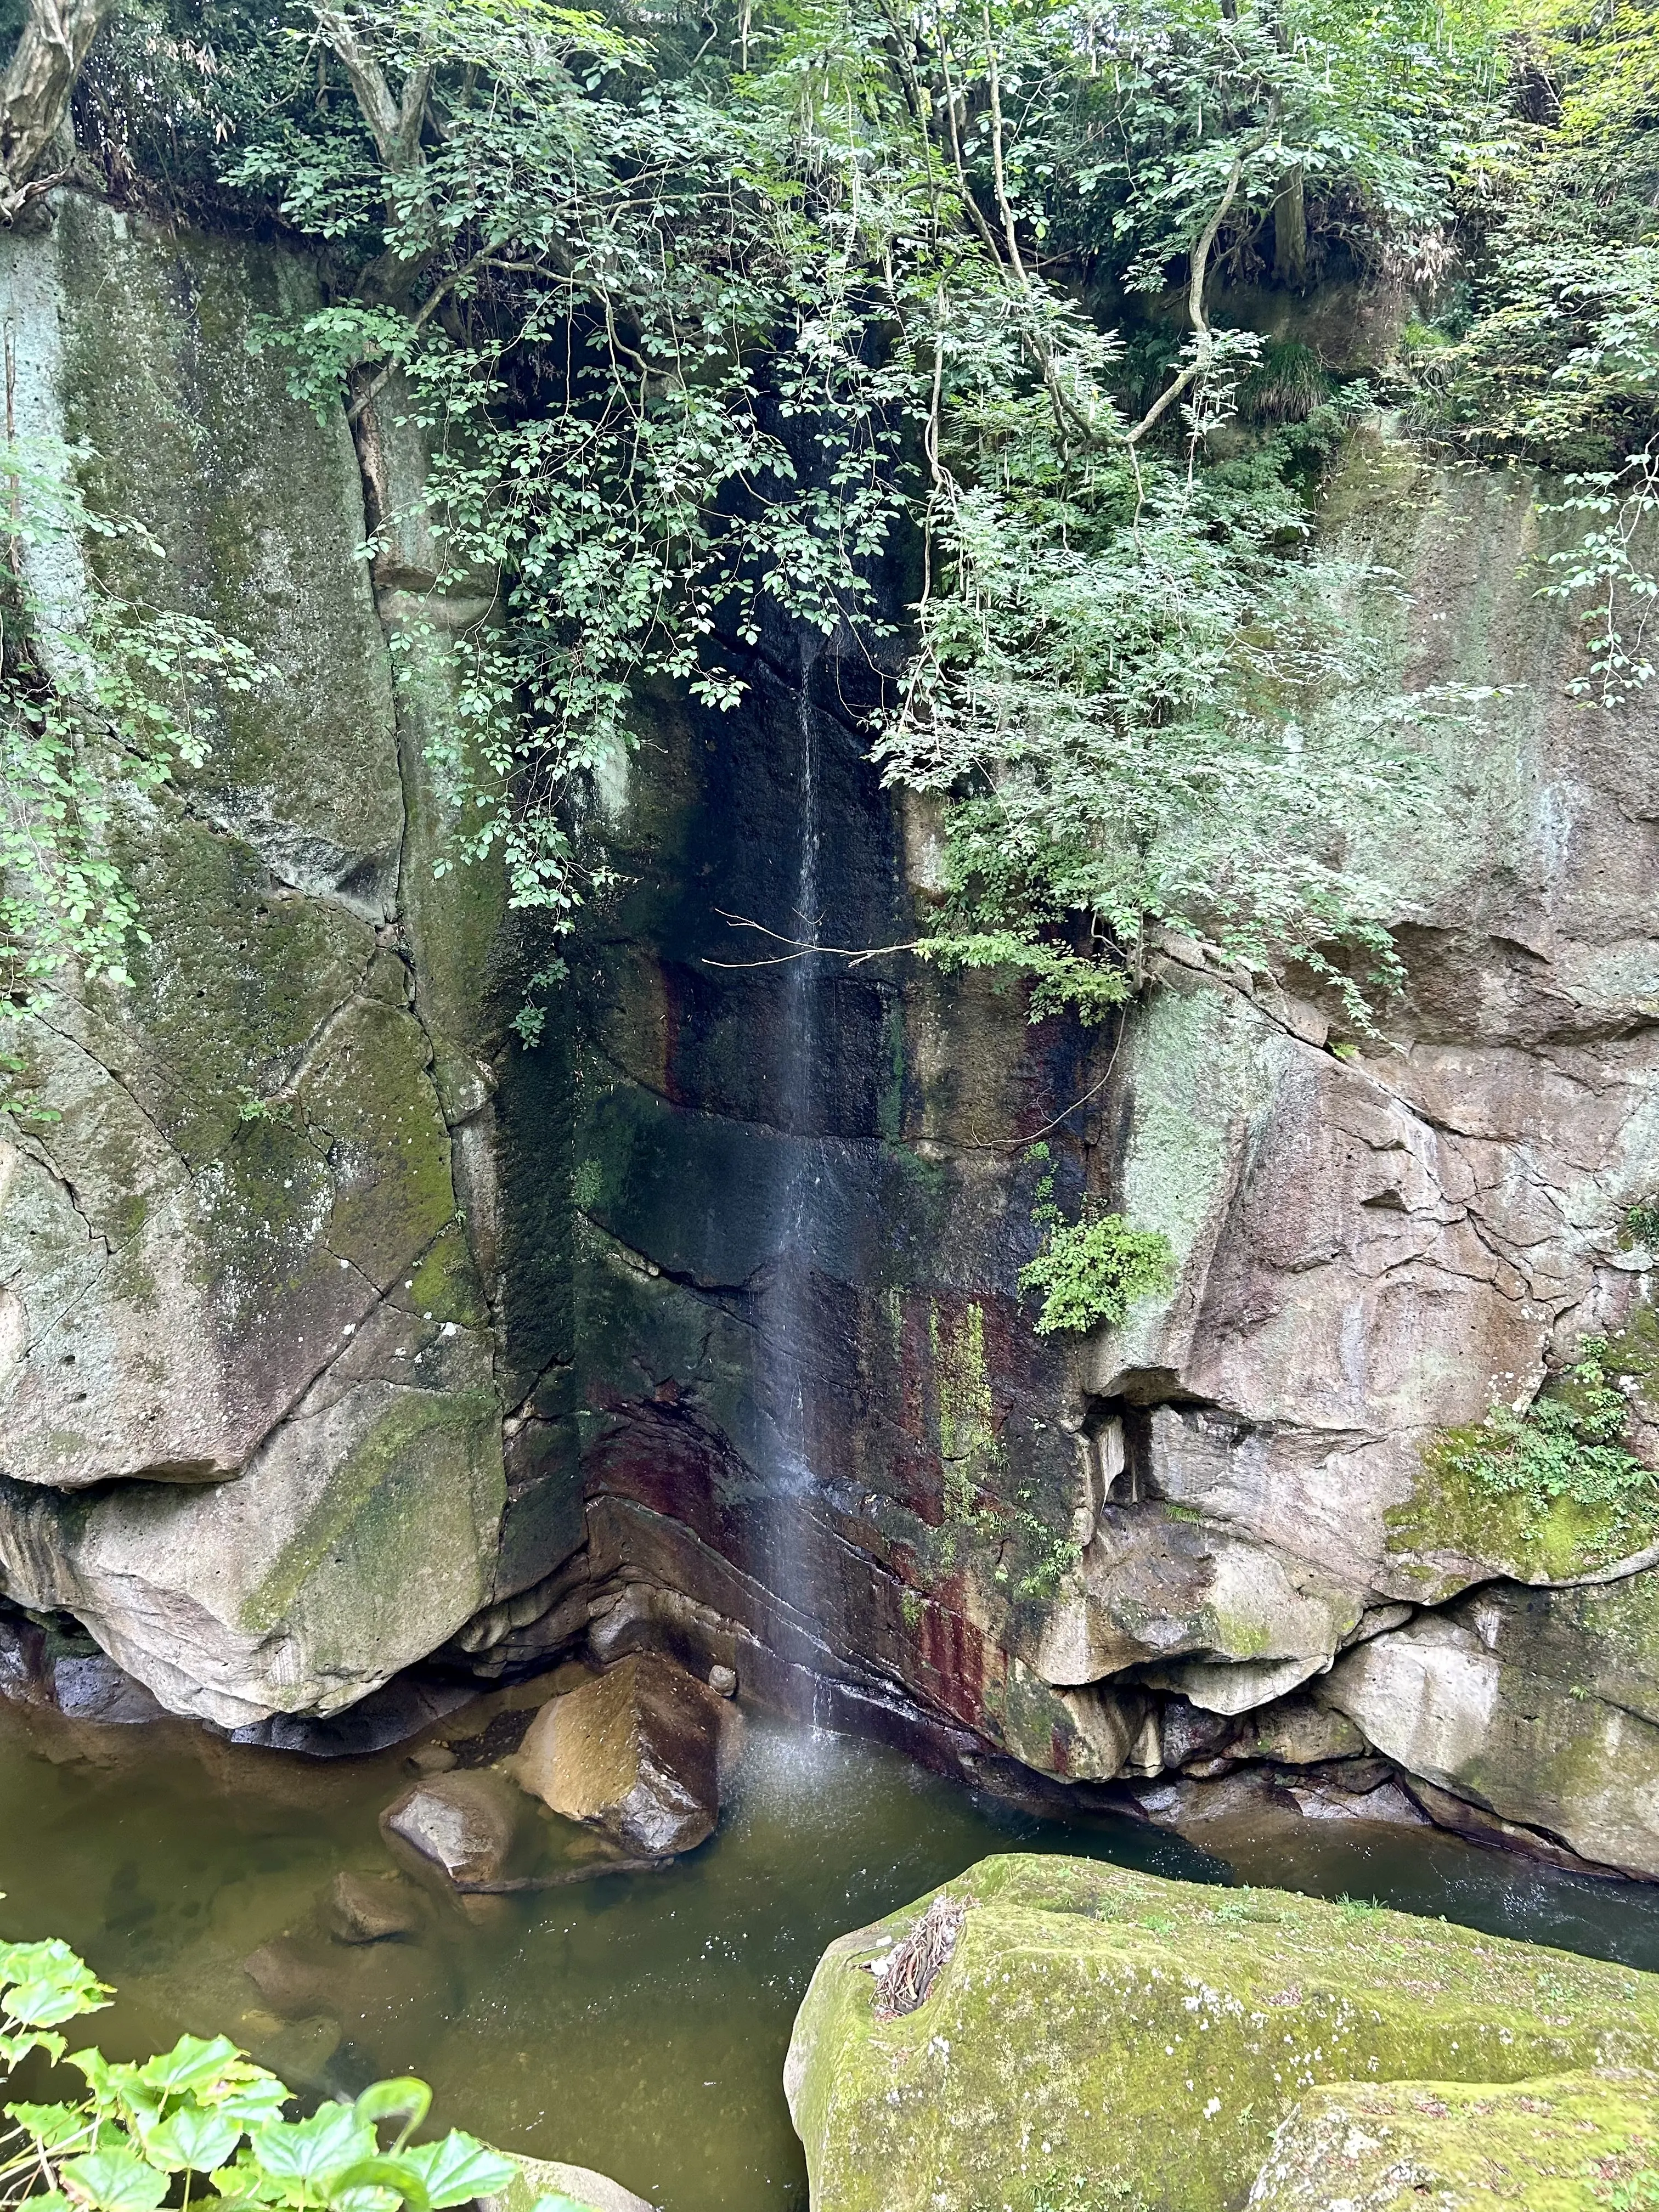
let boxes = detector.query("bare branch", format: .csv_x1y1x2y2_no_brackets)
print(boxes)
0,0,121,219
1125,149,1244,448
702,911,921,969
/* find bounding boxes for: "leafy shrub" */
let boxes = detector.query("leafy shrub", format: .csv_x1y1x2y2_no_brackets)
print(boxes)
1018,1211,1176,1337
0,1912,576,2212
1434,1338,1655,1526
1017,1146,1173,1338
1623,1199,1659,1251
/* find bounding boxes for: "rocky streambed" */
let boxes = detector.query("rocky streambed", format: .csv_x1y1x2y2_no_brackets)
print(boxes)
4,1650,1659,2211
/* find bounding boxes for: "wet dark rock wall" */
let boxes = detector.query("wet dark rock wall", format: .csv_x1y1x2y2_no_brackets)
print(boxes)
539,649,1104,1769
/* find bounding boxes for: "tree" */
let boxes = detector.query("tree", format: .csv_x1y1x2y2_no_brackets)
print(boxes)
1,0,121,218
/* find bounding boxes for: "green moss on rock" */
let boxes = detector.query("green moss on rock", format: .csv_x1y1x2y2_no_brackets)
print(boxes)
785,1854,1659,2212
240,1385,503,1653
1385,1451,1643,1584
1249,2069,1659,2210
297,989,460,1288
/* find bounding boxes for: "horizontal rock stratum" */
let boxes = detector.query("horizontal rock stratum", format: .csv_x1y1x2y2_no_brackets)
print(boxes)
785,1853,1659,2212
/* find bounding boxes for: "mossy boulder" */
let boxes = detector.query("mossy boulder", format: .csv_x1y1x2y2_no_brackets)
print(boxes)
1323,1575,1659,1877
784,1854,1659,2212
1248,2069,1658,2209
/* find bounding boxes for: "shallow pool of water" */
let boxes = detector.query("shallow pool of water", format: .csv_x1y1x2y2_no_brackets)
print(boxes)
2,1695,1658,2211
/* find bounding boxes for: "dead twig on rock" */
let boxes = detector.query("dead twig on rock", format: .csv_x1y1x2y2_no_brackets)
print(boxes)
860,1892,970,2019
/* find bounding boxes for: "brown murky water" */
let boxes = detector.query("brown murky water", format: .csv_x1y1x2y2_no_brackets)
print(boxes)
2,1696,1657,2211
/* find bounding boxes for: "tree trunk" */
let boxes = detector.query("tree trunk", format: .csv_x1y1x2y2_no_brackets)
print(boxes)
1273,161,1307,289
0,0,121,218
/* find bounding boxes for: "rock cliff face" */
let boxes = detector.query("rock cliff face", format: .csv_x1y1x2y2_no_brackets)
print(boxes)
0,200,530,1729
3,193,1657,1875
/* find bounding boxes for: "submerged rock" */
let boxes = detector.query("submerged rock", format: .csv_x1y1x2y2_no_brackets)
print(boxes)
512,1653,725,1857
479,2151,652,2212
785,1853,1659,2212
381,1769,529,1887
323,1870,429,1944
1247,2069,1659,2209
242,1928,445,2024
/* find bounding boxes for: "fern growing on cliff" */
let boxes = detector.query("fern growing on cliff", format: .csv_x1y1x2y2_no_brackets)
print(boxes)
1432,1335,1657,1532
1017,1145,1175,1337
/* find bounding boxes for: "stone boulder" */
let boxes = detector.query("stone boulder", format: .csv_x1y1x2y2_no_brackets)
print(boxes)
323,1869,430,1944
784,1854,1659,2212
479,2151,653,2212
1246,2070,1658,2209
1321,1572,1659,1877
381,1769,529,1887
512,1654,726,1857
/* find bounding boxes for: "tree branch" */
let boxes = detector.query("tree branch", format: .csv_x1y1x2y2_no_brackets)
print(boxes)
0,0,121,220
314,7,430,174
1124,150,1243,448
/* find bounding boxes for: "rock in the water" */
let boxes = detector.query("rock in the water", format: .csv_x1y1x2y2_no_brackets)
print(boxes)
479,2151,652,2212
323,1870,428,1944
381,1769,528,1887
1322,1576,1659,1877
50,1654,165,1725
707,1664,737,1698
1246,2069,1659,2209
513,1654,724,1857
407,1742,459,1776
785,1853,1659,2212
245,1923,453,2025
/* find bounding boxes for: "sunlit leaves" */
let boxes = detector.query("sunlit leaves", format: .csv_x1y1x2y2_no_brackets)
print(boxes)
58,2150,170,2212
1,1918,523,2212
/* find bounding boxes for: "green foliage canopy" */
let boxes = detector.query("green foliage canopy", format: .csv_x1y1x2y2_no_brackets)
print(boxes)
53,0,1510,1022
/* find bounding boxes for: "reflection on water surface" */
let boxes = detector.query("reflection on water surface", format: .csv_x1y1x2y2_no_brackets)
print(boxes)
2,1699,1657,2211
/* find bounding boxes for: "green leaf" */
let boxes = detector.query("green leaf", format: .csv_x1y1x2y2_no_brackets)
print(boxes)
251,2104,376,2196
146,2107,245,2172
327,2153,429,2212
351,2080,430,2149
8,2100,93,2150
206,2068,291,2128
400,2136,517,2210
60,2147,170,2212
1,2029,67,2067
0,1942,110,2027
138,2034,245,2097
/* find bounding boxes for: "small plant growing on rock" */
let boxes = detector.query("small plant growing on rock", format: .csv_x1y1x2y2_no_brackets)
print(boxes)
1434,1337,1655,1530
1018,1148,1175,1338
1622,1198,1659,1251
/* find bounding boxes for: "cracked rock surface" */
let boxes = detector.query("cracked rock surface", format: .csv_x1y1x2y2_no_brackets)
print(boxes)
0,201,511,1726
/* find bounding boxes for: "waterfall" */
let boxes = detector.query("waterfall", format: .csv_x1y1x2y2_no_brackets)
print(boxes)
769,641,823,1497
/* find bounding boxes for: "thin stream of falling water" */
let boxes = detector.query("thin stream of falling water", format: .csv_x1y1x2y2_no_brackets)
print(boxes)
769,644,822,1499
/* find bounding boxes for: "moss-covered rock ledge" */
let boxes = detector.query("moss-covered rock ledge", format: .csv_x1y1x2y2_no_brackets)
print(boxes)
785,1854,1659,2212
